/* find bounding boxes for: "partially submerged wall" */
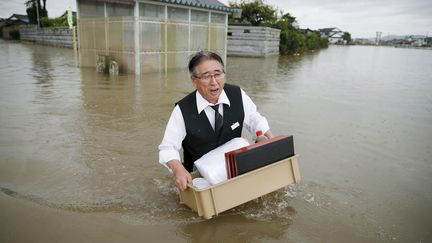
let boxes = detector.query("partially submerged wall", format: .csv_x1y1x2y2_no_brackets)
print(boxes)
227,26,280,57
19,25,77,48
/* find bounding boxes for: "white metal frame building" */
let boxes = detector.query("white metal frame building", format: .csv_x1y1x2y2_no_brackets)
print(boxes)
76,0,234,74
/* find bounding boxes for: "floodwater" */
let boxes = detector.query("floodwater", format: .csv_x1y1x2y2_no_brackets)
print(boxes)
1,39,431,242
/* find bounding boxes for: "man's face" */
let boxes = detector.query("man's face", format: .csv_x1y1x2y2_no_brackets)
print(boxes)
191,59,225,104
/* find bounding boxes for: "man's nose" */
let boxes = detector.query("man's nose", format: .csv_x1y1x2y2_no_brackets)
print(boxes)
209,75,218,84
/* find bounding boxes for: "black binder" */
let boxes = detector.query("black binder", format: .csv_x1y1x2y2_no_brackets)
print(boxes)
225,135,295,178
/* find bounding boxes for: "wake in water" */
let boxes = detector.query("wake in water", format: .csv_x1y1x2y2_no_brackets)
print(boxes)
0,180,307,222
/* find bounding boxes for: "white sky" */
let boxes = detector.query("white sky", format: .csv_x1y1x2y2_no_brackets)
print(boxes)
1,0,431,38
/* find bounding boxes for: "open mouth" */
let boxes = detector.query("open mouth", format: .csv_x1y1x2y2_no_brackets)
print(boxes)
210,87,219,94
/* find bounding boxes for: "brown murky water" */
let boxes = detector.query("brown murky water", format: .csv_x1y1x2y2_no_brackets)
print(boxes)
1,40,431,242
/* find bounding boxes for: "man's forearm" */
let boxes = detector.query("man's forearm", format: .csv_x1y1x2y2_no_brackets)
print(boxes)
167,159,183,173
167,159,192,191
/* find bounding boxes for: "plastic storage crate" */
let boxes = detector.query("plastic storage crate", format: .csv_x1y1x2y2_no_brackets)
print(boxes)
179,155,301,219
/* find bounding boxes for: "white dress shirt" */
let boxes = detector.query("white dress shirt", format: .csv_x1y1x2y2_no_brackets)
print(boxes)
158,88,270,171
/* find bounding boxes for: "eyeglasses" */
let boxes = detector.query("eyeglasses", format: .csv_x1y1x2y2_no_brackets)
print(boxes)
193,71,225,82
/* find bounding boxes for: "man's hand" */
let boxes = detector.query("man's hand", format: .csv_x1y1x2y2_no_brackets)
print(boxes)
264,130,273,139
167,160,192,191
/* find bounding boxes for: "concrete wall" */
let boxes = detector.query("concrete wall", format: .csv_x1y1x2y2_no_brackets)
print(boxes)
227,26,280,57
19,25,77,48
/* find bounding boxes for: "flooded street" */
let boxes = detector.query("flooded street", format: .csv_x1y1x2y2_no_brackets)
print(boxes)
1,40,431,242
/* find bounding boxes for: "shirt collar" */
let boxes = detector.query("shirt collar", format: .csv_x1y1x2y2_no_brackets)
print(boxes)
195,89,231,114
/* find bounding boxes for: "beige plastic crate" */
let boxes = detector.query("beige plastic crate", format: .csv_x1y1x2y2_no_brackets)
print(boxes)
179,155,301,219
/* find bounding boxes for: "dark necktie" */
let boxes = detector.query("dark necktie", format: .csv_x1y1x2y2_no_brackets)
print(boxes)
212,104,223,133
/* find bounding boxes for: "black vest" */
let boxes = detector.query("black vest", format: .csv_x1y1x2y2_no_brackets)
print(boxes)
177,84,245,172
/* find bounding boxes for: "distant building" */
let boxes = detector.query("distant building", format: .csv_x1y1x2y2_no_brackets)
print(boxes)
299,28,317,37
353,38,373,45
0,18,5,33
6,14,29,24
76,0,235,74
1,14,29,39
425,37,432,47
407,35,427,47
319,27,344,44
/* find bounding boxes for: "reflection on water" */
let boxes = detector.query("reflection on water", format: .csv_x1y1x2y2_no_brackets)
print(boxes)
31,45,54,86
1,40,432,242
177,214,288,243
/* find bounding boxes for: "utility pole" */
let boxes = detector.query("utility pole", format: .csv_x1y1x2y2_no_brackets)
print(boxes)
376,31,382,45
35,0,40,28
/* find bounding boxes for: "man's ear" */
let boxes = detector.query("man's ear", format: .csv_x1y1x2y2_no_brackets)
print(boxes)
191,76,197,88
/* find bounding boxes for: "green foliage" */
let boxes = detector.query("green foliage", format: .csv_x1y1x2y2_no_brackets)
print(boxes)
272,12,296,30
25,0,48,25
319,37,329,48
40,15,77,27
273,12,327,54
342,32,352,44
306,32,319,49
229,0,277,26
9,29,20,40
229,0,329,55
279,29,303,54
305,32,328,50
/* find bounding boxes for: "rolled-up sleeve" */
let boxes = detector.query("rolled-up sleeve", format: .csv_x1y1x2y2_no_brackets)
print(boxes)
158,105,186,172
241,89,270,138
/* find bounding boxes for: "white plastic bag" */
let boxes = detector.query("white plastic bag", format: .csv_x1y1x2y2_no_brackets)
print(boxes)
194,137,249,185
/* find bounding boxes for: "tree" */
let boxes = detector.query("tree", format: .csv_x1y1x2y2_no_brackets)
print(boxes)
319,36,329,48
272,11,306,54
229,0,277,26
279,29,306,54
306,32,319,50
279,12,296,25
342,32,352,44
25,0,48,26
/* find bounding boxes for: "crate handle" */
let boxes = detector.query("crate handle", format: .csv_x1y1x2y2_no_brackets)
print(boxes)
209,188,219,216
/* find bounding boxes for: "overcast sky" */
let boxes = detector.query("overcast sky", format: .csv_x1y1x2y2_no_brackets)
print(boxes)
1,0,431,38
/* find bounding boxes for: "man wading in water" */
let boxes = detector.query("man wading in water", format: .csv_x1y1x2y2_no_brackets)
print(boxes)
158,51,272,191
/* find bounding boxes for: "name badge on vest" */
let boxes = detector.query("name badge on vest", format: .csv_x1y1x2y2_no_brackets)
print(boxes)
231,122,240,130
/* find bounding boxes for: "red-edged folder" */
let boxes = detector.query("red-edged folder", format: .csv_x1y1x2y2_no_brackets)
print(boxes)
224,135,295,179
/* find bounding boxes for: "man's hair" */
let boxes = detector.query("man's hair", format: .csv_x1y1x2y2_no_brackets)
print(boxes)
188,51,224,75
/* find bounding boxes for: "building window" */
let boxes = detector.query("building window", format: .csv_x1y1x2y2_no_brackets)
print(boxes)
211,13,226,24
140,3,165,19
191,10,208,23
167,6,188,21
